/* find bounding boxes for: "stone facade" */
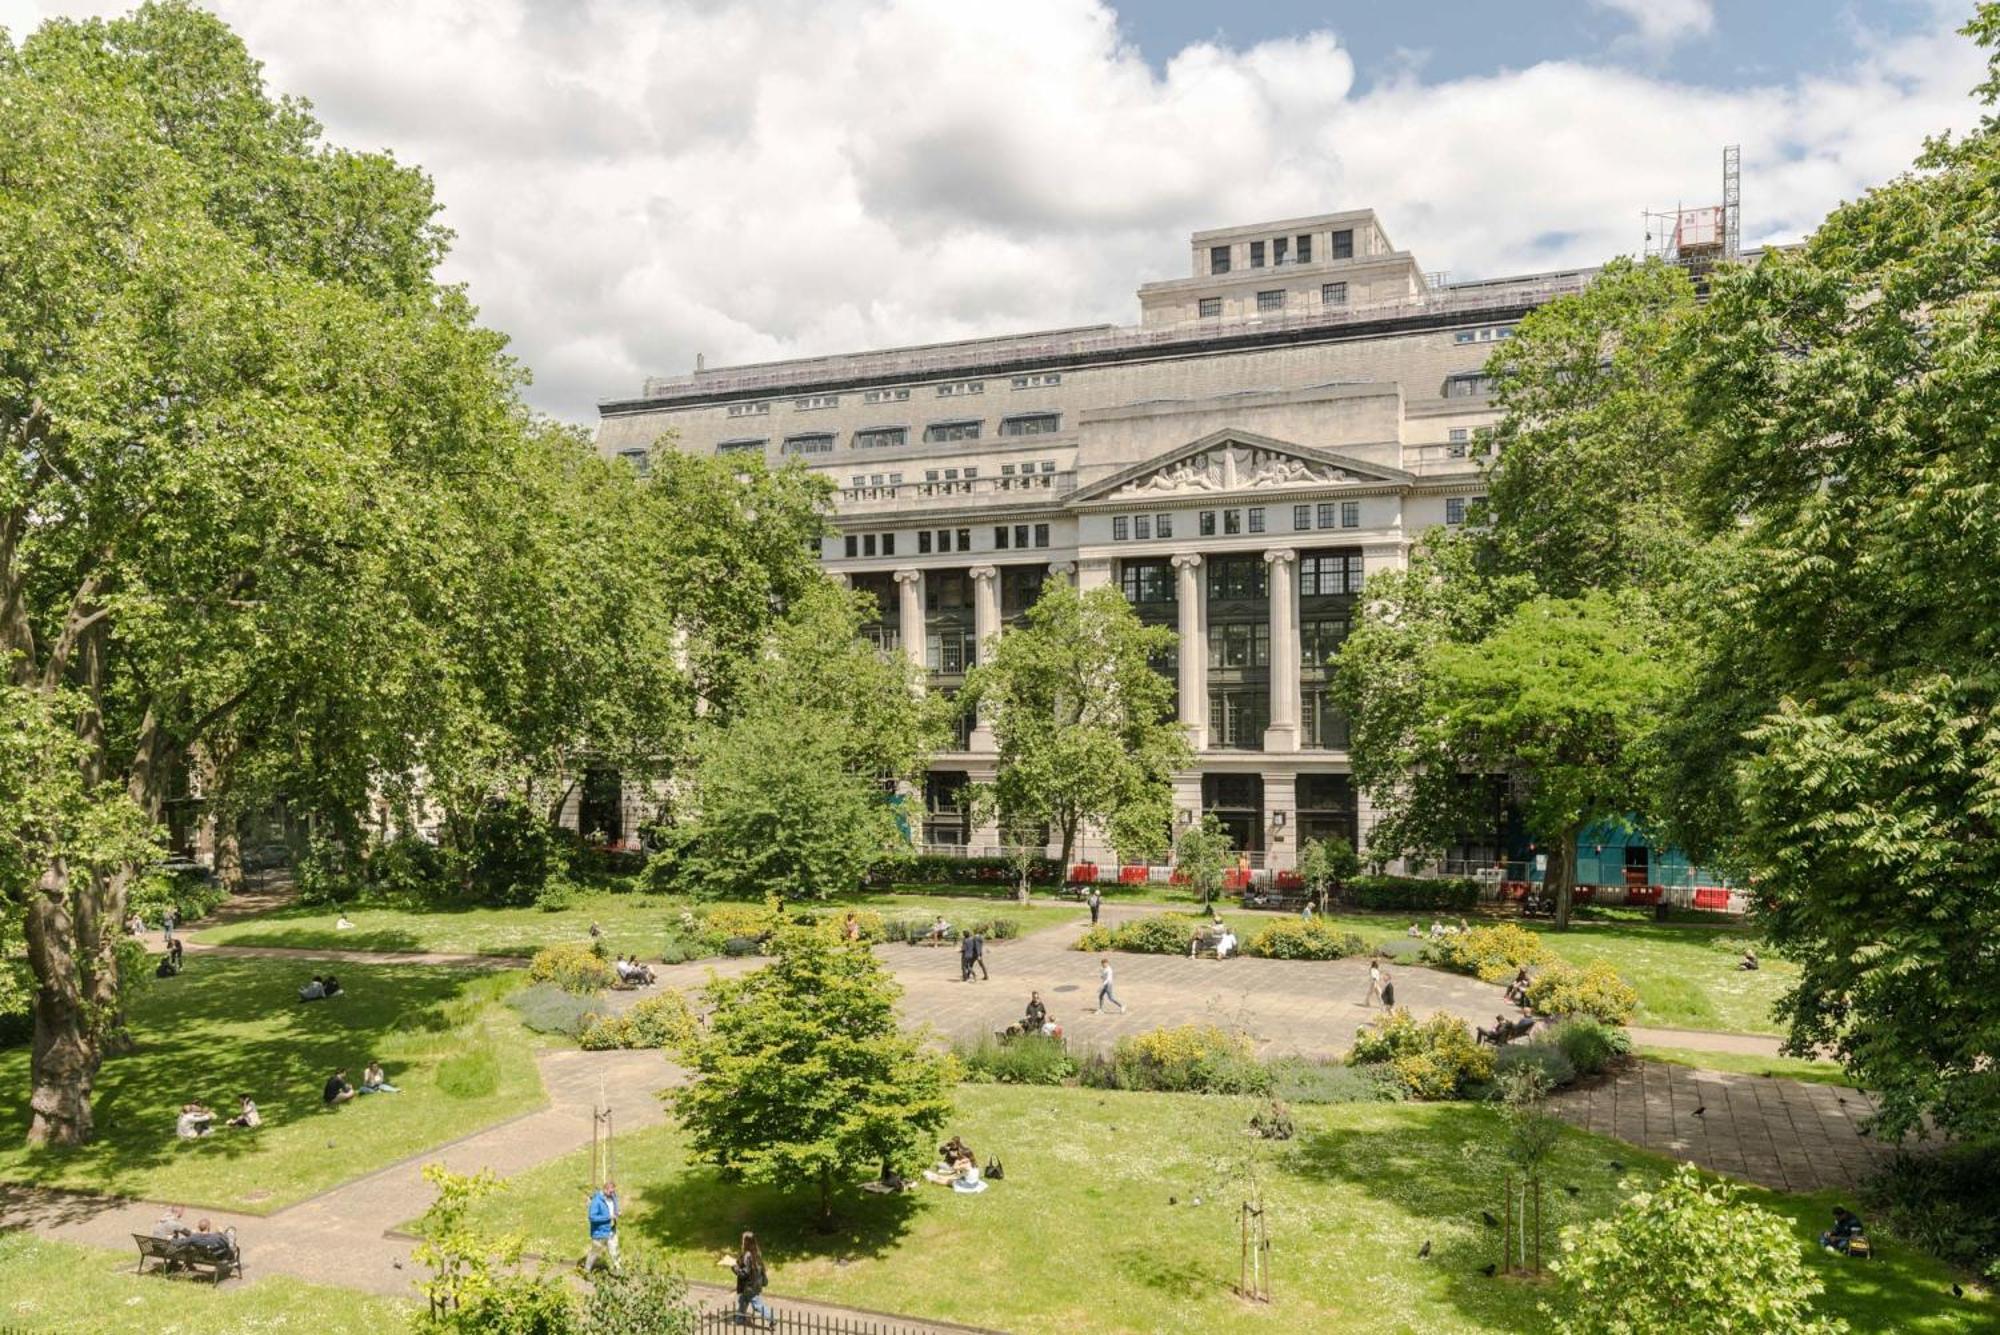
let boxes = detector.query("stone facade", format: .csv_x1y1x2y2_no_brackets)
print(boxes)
596,210,1593,871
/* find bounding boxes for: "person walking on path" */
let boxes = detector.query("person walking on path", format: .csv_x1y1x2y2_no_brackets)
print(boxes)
161,906,177,945
1087,887,1102,926
1362,957,1384,1008
958,932,977,982
723,1230,773,1325
583,1180,620,1273
968,929,989,981
1096,956,1125,1013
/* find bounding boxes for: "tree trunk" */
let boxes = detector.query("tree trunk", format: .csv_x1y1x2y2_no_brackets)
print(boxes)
215,819,244,895
24,861,96,1146
1551,826,1579,931
818,1166,834,1230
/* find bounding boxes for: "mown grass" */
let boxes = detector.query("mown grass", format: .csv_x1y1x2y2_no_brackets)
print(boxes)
0,960,544,1213
191,890,1082,960
1636,1046,1852,1086
453,1084,1983,1334
0,1233,411,1332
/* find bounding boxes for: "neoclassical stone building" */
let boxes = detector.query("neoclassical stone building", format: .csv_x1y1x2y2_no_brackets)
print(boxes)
596,210,1595,871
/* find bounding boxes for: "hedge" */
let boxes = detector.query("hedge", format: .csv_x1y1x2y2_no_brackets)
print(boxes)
1344,874,1481,911
1421,923,1554,982
873,854,1063,886
1075,912,1210,955
1244,918,1370,961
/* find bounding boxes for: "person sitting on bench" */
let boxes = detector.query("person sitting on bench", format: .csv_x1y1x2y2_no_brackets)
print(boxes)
1023,992,1048,1032
170,1219,235,1265
359,1061,400,1094
1216,928,1238,959
153,1205,190,1239
1819,1206,1868,1255
323,1068,355,1106
299,975,327,1002
928,915,952,943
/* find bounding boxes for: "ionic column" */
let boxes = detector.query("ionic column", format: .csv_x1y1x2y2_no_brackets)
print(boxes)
1046,560,1076,586
1263,548,1300,753
968,565,1000,751
1172,553,1207,750
894,568,926,680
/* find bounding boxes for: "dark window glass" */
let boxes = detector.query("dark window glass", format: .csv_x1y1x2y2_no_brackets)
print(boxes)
1134,515,1151,541
1296,234,1313,263
1224,509,1241,536
1113,516,1129,542
995,526,1010,550
918,531,932,554
863,534,877,557
1247,507,1265,534
1200,511,1216,536
1317,502,1336,529
1293,504,1310,530
1157,513,1173,539
1033,524,1049,548
1250,240,1265,268
1198,297,1222,319
1331,229,1354,259
882,533,895,557
1210,245,1231,275
844,535,858,559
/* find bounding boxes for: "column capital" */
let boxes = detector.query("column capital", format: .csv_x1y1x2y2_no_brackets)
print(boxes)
893,567,924,585
968,564,998,582
1262,547,1299,566
1047,561,1076,577
1170,552,1204,570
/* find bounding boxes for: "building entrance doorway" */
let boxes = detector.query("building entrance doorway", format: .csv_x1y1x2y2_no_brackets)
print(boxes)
1201,773,1264,854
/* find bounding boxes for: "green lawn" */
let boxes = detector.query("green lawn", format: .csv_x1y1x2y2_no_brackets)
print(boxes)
0,960,544,1213
1284,910,1792,1035
0,1233,410,1332
192,890,1084,961
1637,1047,1852,1086
455,1084,1981,1334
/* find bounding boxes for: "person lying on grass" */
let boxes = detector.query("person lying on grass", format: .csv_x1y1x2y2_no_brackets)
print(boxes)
299,975,327,1002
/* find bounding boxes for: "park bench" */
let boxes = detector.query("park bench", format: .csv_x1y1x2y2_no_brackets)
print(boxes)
133,1230,242,1283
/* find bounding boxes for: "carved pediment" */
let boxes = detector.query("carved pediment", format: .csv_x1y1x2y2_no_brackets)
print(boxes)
1109,444,1357,499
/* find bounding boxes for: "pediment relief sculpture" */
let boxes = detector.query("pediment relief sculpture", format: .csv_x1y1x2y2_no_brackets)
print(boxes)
1110,444,1355,499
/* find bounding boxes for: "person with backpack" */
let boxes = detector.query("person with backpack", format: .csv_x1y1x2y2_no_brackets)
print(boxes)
1086,887,1102,925
583,1180,620,1273
723,1230,771,1324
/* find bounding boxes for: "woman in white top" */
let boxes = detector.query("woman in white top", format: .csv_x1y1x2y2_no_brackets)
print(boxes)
1363,958,1384,1007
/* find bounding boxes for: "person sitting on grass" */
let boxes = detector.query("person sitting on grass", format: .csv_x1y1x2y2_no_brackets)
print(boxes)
175,1102,215,1139
843,912,862,942
155,952,181,980
335,914,355,930
227,1094,261,1129
298,975,327,1002
1738,946,1760,971
1407,921,1424,938
1819,1206,1867,1255
321,974,342,997
359,1061,400,1094
323,1068,355,1107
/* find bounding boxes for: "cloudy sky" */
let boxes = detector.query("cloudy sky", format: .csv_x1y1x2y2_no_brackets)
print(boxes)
0,1,1985,423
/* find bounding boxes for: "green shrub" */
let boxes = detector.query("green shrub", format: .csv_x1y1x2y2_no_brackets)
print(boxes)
1526,960,1639,1025
1546,1016,1631,1077
1270,1058,1402,1104
469,798,566,905
128,867,229,925
366,835,448,898
534,878,581,912
1495,1040,1577,1090
506,982,605,1037
295,830,363,905
657,933,706,965
1862,1144,2000,1276
697,903,777,943
578,1014,632,1050
873,853,1061,886
528,943,618,996
1072,912,1209,955
1348,1008,1494,1100
1095,1023,1272,1094
1422,922,1554,982
1245,918,1368,960
955,1034,1077,1086
1345,874,1479,911
721,935,760,957
578,1258,697,1335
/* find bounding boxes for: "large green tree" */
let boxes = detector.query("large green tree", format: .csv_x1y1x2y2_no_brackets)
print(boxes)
1662,5,2000,1138
671,929,954,1226
661,580,937,899
962,581,1190,899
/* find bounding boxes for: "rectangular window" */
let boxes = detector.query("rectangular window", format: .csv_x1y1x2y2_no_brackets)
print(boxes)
999,413,1061,437
863,534,877,557
1317,502,1336,529
1301,616,1351,667
1033,524,1050,548
1207,622,1272,669
1224,509,1241,536
1113,516,1130,542
1200,510,1216,536
1273,237,1289,265
1322,281,1347,306
1293,504,1311,530
869,474,885,486
862,388,911,404
1210,245,1231,275
726,401,771,418
844,535,858,558
889,472,903,485
1296,234,1312,263
1444,373,1495,398
1014,525,1030,549
937,529,952,553
1010,372,1061,389
1454,330,1477,344
1247,507,1266,534
1446,497,1466,525
1468,495,1488,524
995,526,1010,550
964,467,978,479
1300,554,1364,596
853,427,907,450
1120,561,1176,605
1133,515,1151,541
794,394,838,410
1000,464,1015,476
957,528,971,550
1041,460,1057,472
1250,240,1266,268
924,420,982,443
716,438,765,455
1198,297,1222,319
1205,557,1268,600
1257,289,1285,313
936,380,984,397
1156,513,1173,539
1341,500,1360,528
781,433,834,455
881,533,895,557
1331,229,1353,259
1207,688,1270,749
1447,427,1469,458
918,531,932,554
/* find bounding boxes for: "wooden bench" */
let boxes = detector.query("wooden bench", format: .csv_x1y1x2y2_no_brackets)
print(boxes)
134,1231,243,1283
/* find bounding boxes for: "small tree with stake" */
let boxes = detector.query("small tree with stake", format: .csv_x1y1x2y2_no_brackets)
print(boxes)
1496,1064,1562,1275
1173,815,1234,910
1297,836,1360,910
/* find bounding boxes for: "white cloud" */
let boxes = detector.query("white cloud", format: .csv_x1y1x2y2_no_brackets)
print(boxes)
0,0,1983,422
1592,0,1715,50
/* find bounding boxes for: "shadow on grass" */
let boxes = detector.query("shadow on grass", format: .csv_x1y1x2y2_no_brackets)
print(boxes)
199,926,432,954
622,1167,923,1268
0,958,512,1205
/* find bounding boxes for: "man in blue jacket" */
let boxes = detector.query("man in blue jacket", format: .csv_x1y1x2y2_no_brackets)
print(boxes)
584,1179,620,1273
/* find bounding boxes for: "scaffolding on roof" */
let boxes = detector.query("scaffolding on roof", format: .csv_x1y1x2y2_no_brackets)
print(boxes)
1642,144,1742,271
